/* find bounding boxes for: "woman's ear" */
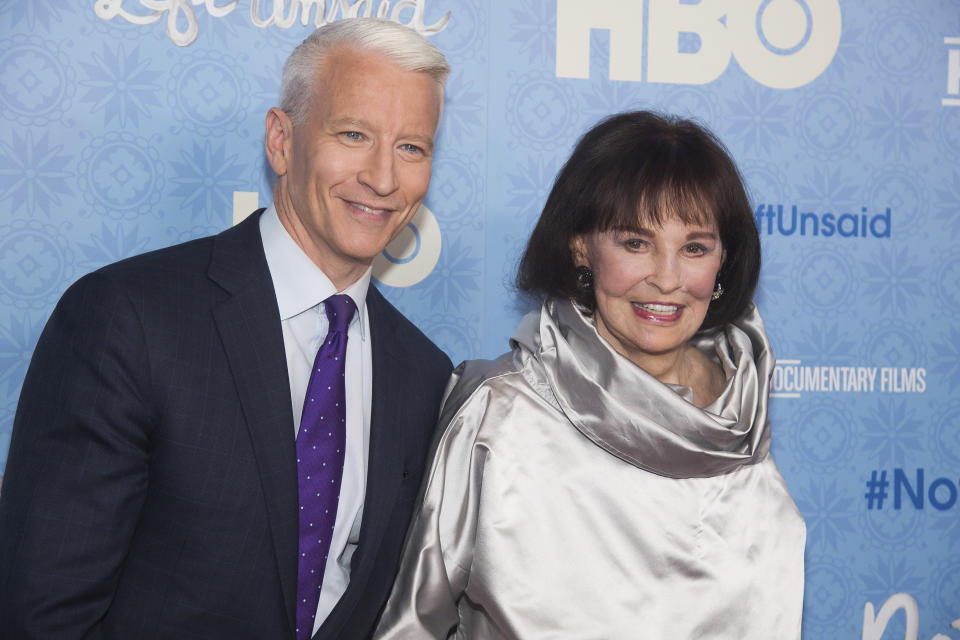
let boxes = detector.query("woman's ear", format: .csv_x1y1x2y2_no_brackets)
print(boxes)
570,235,589,267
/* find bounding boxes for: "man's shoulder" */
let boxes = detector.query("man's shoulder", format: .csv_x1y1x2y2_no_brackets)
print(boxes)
367,286,451,370
97,233,215,279
84,212,262,292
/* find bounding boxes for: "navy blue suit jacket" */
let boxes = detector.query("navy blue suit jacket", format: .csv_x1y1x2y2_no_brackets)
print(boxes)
0,211,452,639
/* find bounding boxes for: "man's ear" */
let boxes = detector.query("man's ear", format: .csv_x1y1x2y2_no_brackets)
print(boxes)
265,107,293,176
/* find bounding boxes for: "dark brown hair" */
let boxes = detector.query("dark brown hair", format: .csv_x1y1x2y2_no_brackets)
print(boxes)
516,110,760,330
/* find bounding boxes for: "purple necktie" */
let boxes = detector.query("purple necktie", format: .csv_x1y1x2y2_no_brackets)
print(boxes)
295,294,356,640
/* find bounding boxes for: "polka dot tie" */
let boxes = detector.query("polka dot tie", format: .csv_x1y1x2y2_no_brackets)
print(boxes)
295,294,356,640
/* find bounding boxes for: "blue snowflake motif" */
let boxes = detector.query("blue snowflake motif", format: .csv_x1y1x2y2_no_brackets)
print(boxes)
860,246,925,310
505,154,561,221
754,242,789,303
77,222,153,273
505,74,578,151
0,35,78,127
937,105,960,164
0,219,73,311
930,401,960,467
660,87,718,124
930,327,960,386
791,322,856,362
794,248,857,311
92,147,151,204
578,78,645,125
859,557,925,609
0,235,59,296
431,0,484,59
0,1,75,32
866,167,925,242
0,311,43,397
936,256,960,314
419,236,481,311
931,501,960,540
250,70,282,118
793,479,855,551
933,170,960,237
871,11,929,77
827,25,865,81
796,88,858,154
166,51,250,136
428,153,484,231
438,73,484,145
0,130,72,216
508,0,556,66
723,86,791,154
865,90,929,160
184,65,236,123
859,397,924,466
803,559,856,629
79,44,162,128
169,140,247,222
190,7,246,47
795,166,861,209
789,398,855,471
930,559,960,629
739,160,787,204
861,321,926,368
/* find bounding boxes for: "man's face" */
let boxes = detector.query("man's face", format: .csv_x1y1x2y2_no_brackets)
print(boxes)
268,48,441,288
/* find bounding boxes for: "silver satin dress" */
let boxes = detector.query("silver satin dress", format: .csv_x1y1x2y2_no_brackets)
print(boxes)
374,299,806,639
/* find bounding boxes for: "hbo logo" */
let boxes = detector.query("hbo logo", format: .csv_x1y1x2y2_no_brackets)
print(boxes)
556,0,842,89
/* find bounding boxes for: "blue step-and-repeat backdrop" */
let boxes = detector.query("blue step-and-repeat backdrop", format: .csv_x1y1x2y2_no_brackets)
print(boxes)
1,1,958,637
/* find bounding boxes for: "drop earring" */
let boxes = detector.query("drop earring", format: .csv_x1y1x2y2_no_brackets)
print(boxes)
576,266,593,290
711,282,724,301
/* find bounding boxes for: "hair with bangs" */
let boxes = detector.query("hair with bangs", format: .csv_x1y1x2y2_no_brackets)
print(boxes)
516,110,760,330
280,17,450,127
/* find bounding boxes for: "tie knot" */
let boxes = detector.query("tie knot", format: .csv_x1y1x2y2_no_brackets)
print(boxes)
323,294,356,334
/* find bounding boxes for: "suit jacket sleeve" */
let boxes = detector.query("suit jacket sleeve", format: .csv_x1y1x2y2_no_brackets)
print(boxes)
0,271,155,637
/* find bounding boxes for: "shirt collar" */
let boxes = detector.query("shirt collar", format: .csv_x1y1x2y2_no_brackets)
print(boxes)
259,202,370,339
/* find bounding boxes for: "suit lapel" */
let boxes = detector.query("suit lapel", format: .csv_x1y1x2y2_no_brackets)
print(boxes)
208,211,298,636
357,287,406,560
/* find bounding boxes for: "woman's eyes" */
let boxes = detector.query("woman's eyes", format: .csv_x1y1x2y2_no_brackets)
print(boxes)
621,239,711,255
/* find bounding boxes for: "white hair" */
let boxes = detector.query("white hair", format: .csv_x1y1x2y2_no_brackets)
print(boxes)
279,18,450,126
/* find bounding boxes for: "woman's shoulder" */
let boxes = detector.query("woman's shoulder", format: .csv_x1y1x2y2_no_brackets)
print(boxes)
442,352,523,413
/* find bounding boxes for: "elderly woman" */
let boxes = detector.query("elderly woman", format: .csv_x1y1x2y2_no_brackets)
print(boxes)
374,111,805,639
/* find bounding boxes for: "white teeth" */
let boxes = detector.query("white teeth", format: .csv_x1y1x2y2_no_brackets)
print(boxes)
634,302,679,314
352,202,388,214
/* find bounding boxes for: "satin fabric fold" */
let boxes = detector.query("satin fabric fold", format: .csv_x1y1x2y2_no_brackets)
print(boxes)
375,299,805,639
531,298,772,479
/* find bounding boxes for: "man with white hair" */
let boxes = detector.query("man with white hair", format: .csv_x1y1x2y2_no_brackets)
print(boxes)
0,18,452,640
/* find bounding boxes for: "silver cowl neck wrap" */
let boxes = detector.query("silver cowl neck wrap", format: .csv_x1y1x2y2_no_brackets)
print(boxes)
374,298,806,639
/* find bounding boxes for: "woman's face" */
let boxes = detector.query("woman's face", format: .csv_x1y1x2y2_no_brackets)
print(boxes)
573,216,724,369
